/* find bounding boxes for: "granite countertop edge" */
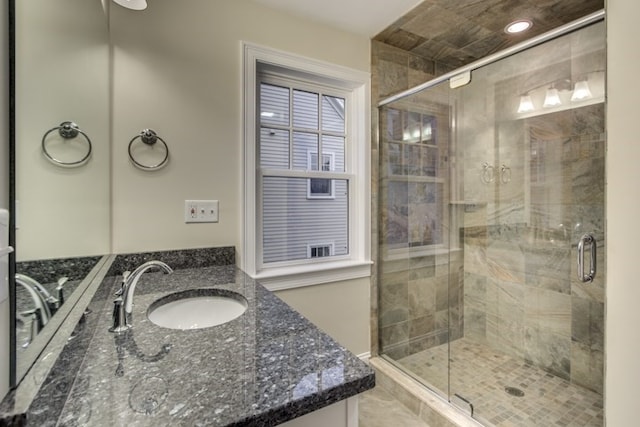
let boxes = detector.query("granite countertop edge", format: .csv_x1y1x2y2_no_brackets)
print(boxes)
235,375,375,427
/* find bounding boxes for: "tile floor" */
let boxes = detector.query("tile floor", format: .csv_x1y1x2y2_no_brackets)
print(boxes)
397,338,603,426
359,385,431,427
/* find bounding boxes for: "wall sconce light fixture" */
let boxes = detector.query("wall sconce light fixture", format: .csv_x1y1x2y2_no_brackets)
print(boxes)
517,71,602,114
543,86,562,108
517,95,535,113
571,80,593,101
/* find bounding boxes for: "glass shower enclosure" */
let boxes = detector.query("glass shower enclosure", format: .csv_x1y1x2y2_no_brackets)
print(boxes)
377,16,605,426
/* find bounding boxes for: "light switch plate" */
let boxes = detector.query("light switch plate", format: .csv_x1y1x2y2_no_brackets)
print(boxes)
185,200,219,223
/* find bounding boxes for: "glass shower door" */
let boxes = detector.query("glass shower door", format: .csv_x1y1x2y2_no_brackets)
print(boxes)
448,21,605,426
377,82,453,399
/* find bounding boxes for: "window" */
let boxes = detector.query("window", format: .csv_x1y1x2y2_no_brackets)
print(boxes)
308,243,334,258
307,151,335,199
243,43,371,289
380,106,448,259
258,77,347,264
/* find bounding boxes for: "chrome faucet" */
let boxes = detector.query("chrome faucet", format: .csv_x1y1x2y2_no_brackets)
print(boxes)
15,274,53,344
15,274,53,324
16,273,68,313
109,261,173,333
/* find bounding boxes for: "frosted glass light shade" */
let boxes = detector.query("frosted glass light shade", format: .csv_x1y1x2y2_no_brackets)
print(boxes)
571,80,593,101
517,95,534,113
543,87,562,108
113,0,147,10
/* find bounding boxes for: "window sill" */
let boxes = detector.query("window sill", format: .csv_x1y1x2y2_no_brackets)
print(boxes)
251,260,373,291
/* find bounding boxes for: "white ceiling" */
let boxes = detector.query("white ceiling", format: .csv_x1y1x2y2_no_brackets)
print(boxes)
251,0,424,37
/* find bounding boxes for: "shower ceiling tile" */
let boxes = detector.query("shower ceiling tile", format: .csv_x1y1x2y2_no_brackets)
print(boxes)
411,40,456,62
401,4,463,40
432,23,494,50
407,55,435,75
374,0,605,72
461,33,510,62
378,28,427,52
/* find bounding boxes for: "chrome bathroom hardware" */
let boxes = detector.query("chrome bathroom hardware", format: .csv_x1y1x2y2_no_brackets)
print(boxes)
128,129,170,171
110,261,173,333
501,164,512,183
15,274,52,330
41,121,92,167
453,393,474,417
481,162,495,183
577,233,597,282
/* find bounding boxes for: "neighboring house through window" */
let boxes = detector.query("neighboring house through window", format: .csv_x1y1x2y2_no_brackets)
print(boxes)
307,151,335,199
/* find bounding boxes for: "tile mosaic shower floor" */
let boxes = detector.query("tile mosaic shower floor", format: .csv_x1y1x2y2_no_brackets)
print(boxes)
398,338,603,426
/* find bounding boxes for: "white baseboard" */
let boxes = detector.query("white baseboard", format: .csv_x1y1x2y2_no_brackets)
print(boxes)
357,351,371,362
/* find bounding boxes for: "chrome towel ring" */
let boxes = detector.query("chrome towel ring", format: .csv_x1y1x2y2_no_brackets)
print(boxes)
481,162,495,183
41,121,92,167
500,164,512,184
128,129,169,171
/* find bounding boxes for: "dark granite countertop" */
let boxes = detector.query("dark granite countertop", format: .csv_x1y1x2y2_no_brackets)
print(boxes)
3,263,374,426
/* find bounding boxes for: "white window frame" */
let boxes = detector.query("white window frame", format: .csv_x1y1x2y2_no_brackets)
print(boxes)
242,42,372,291
307,151,335,199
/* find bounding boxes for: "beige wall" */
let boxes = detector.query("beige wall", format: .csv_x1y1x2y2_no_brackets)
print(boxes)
275,278,371,355
605,0,640,424
109,0,370,257
109,0,371,352
15,0,110,261
1,0,10,400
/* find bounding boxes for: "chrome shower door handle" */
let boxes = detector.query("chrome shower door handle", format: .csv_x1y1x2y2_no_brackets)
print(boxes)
577,233,597,283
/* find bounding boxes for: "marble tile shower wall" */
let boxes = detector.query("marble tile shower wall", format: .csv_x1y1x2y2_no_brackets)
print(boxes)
461,99,605,395
372,41,443,356
378,253,464,359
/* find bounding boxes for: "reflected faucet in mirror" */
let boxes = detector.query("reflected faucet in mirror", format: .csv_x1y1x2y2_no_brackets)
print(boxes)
114,329,172,377
15,274,51,347
14,273,68,347
110,261,173,333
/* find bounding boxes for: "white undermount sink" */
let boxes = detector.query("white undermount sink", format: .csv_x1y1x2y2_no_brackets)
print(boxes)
147,288,247,330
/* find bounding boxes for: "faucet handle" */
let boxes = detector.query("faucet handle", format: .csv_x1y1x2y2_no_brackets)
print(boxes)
56,277,68,306
20,308,45,333
18,309,43,347
114,271,131,296
109,296,130,333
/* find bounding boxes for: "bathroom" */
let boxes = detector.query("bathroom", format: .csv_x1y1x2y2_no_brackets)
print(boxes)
0,0,639,426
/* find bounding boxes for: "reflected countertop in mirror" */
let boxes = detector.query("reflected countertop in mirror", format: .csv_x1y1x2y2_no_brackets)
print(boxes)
15,256,103,348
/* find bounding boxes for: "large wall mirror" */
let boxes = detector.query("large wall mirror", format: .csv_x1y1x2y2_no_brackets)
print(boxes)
11,0,111,386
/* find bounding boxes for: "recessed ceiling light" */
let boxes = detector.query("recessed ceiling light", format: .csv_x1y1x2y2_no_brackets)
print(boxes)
505,19,532,34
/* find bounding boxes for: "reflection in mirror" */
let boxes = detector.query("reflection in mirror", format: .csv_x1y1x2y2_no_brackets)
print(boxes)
12,0,110,385
15,257,102,348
